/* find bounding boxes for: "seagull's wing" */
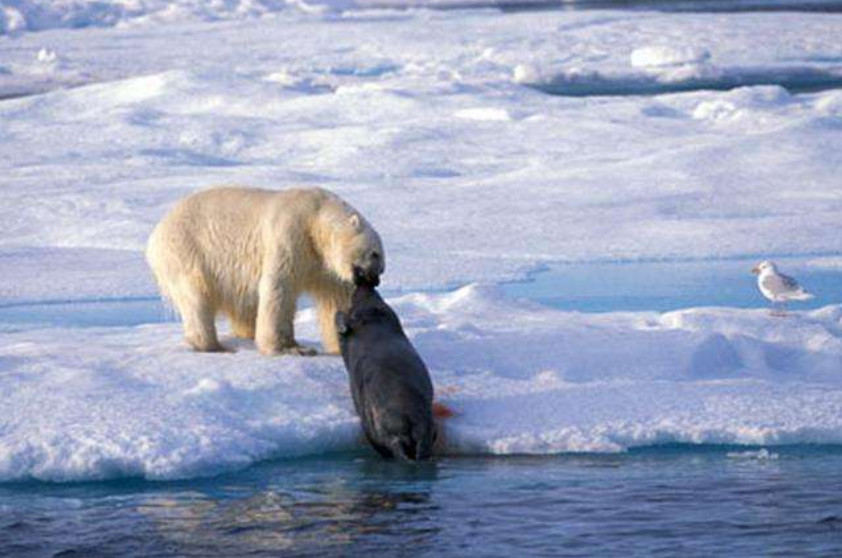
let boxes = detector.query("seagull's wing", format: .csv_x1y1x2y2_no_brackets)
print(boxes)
762,271,814,301
761,272,800,295
778,272,801,291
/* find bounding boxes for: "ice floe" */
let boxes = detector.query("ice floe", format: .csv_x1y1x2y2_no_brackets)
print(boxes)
1,285,841,481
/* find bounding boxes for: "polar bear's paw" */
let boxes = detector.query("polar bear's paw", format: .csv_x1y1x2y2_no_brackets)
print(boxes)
186,337,230,354
258,342,318,357
282,344,318,357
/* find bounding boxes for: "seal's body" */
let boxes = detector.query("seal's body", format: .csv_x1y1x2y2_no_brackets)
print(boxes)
337,277,435,460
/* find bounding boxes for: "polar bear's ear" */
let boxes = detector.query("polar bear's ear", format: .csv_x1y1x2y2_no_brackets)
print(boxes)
349,214,362,230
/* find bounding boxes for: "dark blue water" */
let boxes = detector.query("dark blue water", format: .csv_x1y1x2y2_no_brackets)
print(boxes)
3,448,842,557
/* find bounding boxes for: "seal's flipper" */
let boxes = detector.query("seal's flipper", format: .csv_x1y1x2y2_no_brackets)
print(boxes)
415,437,433,461
387,437,411,461
335,311,351,336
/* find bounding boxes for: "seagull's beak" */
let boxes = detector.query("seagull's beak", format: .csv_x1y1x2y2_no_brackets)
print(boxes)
751,266,760,274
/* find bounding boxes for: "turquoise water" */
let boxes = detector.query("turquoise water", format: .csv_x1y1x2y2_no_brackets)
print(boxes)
3,447,842,557
502,258,841,313
2,258,838,330
0,298,172,330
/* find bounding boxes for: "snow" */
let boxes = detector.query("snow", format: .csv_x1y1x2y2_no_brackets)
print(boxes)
2,285,841,482
0,0,298,35
2,10,842,296
0,3,841,481
0,248,154,305
630,46,711,69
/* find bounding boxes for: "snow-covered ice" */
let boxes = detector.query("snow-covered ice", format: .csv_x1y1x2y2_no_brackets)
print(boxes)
2,285,842,482
1,2,841,481
630,45,711,69
3,14,842,294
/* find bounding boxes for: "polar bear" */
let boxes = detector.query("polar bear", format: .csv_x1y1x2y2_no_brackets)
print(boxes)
145,186,385,355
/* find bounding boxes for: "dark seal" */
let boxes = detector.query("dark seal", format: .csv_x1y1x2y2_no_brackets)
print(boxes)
336,268,435,460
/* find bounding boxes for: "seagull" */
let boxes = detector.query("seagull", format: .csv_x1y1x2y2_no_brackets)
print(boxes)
752,260,813,316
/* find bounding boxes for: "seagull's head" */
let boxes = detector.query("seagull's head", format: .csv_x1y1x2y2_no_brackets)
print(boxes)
752,260,776,275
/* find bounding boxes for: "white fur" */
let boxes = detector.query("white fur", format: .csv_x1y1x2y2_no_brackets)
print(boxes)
146,186,384,355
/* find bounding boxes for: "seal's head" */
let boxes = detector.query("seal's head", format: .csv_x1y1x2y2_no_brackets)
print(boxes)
353,263,380,288
336,270,399,350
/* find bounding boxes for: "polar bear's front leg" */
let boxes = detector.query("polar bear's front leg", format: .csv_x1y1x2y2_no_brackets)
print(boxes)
255,272,314,356
316,296,341,355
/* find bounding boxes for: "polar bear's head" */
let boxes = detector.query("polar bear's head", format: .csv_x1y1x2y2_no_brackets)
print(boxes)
321,205,385,286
